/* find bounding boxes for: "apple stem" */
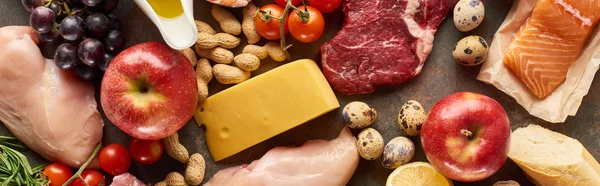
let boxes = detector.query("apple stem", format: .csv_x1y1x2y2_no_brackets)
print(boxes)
460,129,473,139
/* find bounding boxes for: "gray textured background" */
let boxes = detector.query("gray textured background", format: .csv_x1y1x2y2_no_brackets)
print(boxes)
2,0,598,185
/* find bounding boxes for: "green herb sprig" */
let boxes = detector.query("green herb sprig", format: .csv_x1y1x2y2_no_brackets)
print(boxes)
0,136,47,186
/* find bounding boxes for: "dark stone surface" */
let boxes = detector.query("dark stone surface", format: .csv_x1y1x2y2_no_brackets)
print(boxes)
1,0,599,185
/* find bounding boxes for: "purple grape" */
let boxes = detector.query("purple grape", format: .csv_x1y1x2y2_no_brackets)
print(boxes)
99,53,113,71
86,13,109,37
78,38,104,67
39,28,60,43
48,2,60,14
104,30,125,54
106,14,121,31
30,7,55,33
59,15,84,41
48,2,66,22
82,0,103,7
92,0,119,13
21,0,43,12
54,43,80,70
75,64,96,81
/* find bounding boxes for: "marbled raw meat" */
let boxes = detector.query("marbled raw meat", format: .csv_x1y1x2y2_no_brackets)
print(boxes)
321,0,459,95
110,173,147,186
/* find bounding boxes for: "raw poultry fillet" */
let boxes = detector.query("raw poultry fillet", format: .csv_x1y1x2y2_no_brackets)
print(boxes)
203,127,359,186
0,26,103,168
503,0,600,98
321,0,459,95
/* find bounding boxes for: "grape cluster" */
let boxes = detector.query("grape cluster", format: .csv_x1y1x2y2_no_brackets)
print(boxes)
25,0,124,81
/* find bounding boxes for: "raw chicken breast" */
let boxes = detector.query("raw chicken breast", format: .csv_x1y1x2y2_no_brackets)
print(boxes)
204,127,359,186
503,0,600,98
0,26,103,168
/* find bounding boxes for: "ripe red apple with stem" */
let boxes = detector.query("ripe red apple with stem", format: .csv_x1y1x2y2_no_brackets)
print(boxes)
421,92,510,182
101,42,198,140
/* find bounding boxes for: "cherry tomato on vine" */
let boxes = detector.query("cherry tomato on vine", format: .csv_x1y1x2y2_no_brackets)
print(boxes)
308,0,342,13
288,6,325,43
129,138,164,165
43,163,73,186
255,4,289,40
274,0,302,7
73,170,104,186
98,144,131,175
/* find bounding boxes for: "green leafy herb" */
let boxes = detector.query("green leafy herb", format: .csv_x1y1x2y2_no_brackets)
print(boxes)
0,136,47,186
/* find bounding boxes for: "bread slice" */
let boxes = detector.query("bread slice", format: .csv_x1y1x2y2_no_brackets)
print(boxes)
509,124,600,186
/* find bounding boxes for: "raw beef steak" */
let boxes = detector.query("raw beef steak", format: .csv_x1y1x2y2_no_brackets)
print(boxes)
321,0,459,95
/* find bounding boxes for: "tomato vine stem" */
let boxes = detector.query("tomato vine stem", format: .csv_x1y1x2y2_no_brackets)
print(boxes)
62,143,102,186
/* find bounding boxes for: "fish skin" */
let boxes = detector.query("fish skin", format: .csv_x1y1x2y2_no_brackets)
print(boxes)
503,0,600,98
0,26,103,168
203,127,359,186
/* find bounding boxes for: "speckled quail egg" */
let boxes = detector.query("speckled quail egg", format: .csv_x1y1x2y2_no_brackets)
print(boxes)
453,35,489,66
356,128,384,160
397,100,427,136
342,101,377,129
381,136,415,169
454,0,485,32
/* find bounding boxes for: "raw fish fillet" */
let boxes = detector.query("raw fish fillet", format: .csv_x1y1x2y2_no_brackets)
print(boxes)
203,127,359,186
206,0,250,7
503,0,600,98
0,26,103,168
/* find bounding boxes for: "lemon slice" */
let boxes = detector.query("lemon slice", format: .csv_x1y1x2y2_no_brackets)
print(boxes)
386,162,454,186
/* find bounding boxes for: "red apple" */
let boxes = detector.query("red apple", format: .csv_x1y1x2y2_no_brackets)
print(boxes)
101,42,198,140
420,92,510,182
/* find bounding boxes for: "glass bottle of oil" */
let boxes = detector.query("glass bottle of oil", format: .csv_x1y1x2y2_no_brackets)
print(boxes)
146,0,184,18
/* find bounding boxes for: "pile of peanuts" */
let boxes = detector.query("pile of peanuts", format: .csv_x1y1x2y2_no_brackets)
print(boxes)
179,3,287,103
156,132,206,186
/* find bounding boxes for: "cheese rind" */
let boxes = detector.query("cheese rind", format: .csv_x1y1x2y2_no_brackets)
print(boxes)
509,124,600,186
195,59,339,161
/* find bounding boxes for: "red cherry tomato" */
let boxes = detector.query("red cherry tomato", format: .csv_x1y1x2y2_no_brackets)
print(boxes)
98,144,131,175
288,6,325,43
255,4,289,40
307,0,342,13
129,138,164,165
274,0,302,7
43,163,74,186
73,170,104,186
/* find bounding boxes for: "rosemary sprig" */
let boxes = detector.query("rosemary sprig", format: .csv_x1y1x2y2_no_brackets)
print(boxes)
0,136,47,186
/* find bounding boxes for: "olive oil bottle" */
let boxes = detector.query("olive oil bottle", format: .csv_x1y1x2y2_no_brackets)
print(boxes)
147,0,184,18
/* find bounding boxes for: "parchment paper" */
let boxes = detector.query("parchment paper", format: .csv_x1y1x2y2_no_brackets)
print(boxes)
477,0,600,123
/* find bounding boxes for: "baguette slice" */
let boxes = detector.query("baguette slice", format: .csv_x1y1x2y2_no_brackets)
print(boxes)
509,125,600,186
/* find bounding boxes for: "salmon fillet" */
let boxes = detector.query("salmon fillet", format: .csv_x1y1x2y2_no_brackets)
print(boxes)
503,0,600,98
206,0,250,7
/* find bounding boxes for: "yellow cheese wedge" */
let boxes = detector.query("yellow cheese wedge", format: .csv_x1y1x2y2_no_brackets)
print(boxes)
509,124,600,186
194,59,340,161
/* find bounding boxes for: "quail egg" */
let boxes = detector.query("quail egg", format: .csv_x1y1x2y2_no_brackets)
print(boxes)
356,128,384,160
454,0,485,32
381,136,415,169
342,101,377,129
397,100,427,136
453,35,489,66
